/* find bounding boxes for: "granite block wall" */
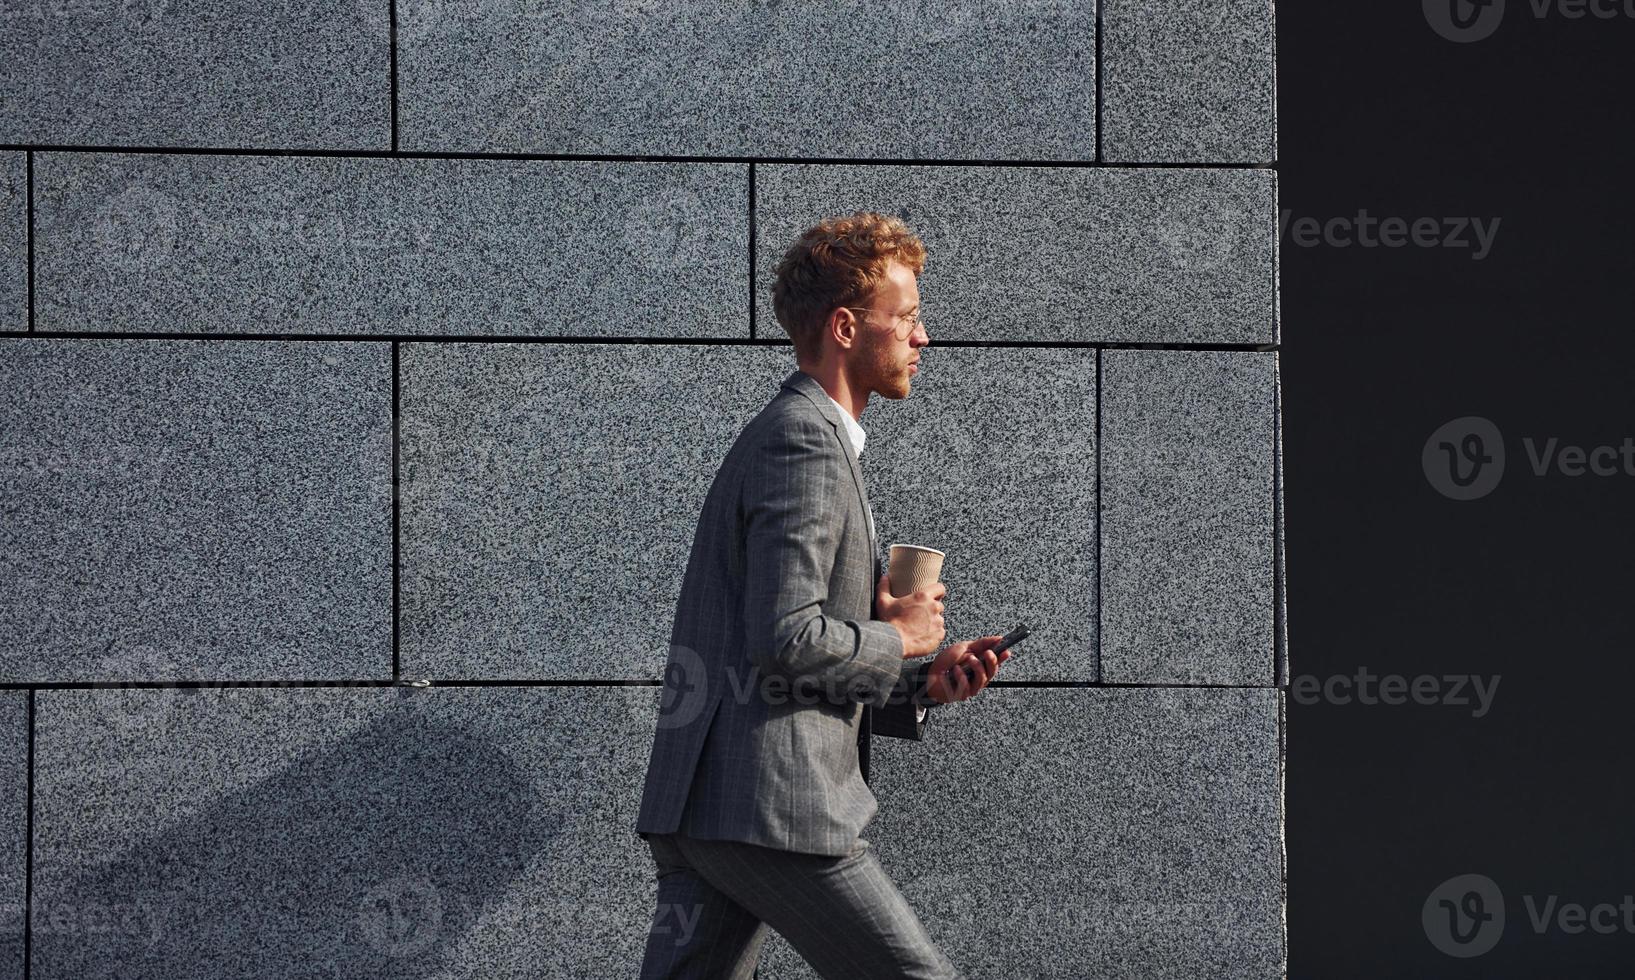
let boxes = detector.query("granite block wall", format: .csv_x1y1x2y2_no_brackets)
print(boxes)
27,686,658,978
0,693,25,980
0,154,23,332
1,0,1283,976
0,340,391,683
764,688,1283,978
32,155,747,336
1100,349,1278,686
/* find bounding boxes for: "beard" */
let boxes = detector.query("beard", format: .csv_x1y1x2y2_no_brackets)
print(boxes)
856,328,912,400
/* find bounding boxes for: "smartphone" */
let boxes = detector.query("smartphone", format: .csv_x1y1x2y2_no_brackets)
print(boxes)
944,622,1030,690
992,622,1031,655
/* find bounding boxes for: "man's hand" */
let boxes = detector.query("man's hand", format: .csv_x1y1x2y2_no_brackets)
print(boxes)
876,573,946,658
925,635,1012,704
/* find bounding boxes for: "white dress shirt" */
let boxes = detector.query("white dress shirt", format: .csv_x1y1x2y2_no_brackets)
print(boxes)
826,392,927,723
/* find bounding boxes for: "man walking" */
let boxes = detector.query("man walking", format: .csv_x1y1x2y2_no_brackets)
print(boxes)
634,212,1012,978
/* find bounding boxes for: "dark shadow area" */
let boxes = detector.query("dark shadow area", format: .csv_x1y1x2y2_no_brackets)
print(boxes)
28,700,556,979
1282,2,1635,976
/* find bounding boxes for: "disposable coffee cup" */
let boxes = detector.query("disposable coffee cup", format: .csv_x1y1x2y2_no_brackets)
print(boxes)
887,544,945,598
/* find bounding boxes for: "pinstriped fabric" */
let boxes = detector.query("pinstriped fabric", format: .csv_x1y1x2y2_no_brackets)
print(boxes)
638,831,963,979
634,368,933,858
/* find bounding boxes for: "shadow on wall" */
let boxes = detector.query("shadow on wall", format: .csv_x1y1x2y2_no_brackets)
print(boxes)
28,709,555,979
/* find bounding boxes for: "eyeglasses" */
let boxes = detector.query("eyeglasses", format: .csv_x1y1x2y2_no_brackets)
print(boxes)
843,307,926,341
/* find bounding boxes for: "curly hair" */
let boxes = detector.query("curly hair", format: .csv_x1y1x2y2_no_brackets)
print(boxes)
770,211,927,365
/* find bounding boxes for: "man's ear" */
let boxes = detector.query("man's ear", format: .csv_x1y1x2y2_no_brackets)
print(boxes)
827,307,859,354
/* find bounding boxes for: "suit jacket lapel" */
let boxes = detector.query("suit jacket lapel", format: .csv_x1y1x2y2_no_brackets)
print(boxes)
780,369,878,552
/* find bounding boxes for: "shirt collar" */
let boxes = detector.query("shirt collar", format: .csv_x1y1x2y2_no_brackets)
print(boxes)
824,393,867,459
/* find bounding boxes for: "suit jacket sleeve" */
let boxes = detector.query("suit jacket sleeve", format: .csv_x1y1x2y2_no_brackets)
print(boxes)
742,415,905,709
869,659,937,741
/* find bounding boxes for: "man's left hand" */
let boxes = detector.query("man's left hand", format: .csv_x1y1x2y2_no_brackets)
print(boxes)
926,635,1012,705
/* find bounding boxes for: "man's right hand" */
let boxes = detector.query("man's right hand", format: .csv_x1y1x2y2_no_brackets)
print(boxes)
876,573,946,658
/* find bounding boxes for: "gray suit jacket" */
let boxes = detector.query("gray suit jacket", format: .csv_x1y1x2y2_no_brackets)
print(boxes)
634,368,937,857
